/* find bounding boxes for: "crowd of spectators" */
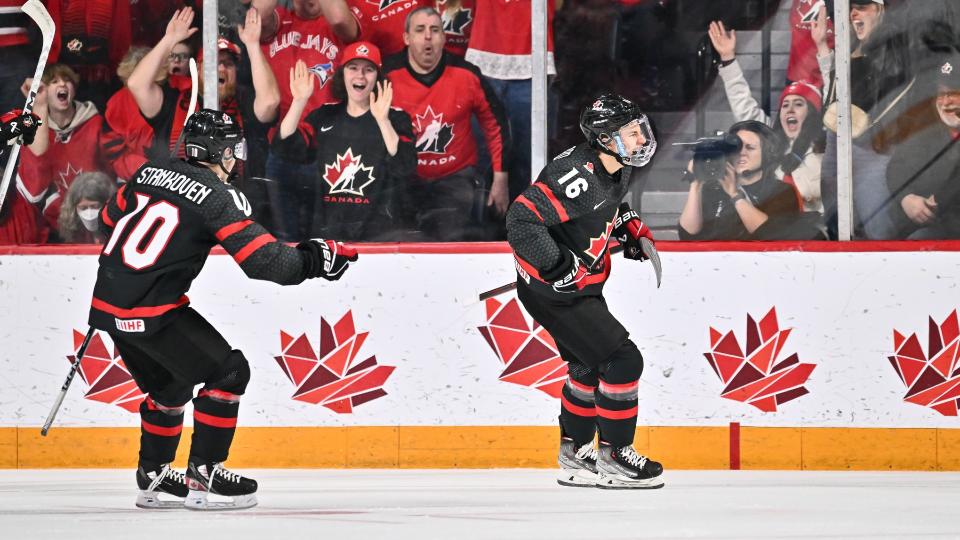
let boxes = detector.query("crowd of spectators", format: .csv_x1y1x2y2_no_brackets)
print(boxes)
1,0,959,245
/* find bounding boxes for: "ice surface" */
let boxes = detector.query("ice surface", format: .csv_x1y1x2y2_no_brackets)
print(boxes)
0,469,955,540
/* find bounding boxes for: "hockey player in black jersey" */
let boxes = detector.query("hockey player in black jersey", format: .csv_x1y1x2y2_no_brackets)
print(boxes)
506,93,664,489
90,109,358,510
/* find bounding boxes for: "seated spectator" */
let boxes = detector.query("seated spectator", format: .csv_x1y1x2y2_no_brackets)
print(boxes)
437,0,475,57
56,171,116,244
678,121,802,240
384,7,509,240
126,8,280,216
348,0,425,56
708,20,826,213
104,46,168,182
885,53,960,240
0,107,48,244
19,64,121,232
273,44,416,240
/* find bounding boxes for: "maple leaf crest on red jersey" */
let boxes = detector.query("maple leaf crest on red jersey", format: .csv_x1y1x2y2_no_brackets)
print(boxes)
414,105,454,154
441,7,472,35
368,0,406,9
323,148,376,196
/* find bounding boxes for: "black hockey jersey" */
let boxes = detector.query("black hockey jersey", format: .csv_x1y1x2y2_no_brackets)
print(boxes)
506,144,631,298
271,102,416,240
89,158,313,335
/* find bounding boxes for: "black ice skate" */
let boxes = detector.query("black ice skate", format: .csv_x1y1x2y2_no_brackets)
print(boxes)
135,463,188,509
596,441,664,489
184,460,258,510
557,437,598,487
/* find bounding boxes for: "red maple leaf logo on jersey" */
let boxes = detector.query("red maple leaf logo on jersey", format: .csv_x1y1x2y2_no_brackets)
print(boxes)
414,105,454,154
704,308,816,412
65,329,145,413
367,0,405,9
275,311,395,413
477,298,568,397
889,310,960,416
323,148,375,196
584,219,615,264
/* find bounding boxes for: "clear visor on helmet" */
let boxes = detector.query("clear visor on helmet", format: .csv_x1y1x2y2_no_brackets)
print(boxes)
611,116,657,168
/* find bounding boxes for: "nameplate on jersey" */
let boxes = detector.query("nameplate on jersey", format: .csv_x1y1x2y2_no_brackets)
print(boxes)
115,318,146,333
136,167,213,206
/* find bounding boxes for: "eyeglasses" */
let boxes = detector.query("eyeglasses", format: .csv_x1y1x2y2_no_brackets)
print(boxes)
168,53,190,62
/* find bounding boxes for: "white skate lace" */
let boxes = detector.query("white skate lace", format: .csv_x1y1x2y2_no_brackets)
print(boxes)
149,465,185,491
618,446,649,470
575,443,598,462
212,463,242,484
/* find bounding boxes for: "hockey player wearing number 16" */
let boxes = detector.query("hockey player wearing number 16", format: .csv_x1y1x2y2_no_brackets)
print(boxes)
506,93,664,489
88,109,358,510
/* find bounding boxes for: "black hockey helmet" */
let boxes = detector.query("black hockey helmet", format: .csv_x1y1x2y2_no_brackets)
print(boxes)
183,109,247,166
580,93,657,167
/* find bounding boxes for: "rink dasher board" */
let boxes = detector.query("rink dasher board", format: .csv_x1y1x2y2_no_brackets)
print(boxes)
1,249,958,429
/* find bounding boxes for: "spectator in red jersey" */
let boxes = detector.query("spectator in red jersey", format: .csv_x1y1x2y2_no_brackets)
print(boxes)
127,8,279,181
464,0,560,202
348,0,425,57
0,106,49,244
437,0,474,57
273,43,416,240
19,64,122,234
50,0,133,111
104,46,168,182
256,0,359,240
56,170,116,243
787,0,835,87
383,7,509,240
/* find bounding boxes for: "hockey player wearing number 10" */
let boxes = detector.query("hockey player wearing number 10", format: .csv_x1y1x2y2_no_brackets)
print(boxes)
88,109,358,510
506,93,665,489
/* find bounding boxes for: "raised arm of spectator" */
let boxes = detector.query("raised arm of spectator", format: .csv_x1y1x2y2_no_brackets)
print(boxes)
708,21,769,125
273,60,317,163
252,0,279,42
812,7,834,77
128,8,198,119
239,7,281,123
370,80,416,181
321,0,359,43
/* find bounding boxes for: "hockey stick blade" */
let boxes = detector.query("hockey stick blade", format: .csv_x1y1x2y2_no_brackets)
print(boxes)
41,327,96,436
0,0,55,213
640,237,662,288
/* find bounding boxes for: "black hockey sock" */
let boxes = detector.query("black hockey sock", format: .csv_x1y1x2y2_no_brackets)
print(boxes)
595,378,638,447
189,389,241,463
559,374,598,447
139,397,186,466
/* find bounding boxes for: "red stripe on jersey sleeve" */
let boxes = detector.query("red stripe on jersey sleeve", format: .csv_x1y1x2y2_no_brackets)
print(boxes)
91,295,189,317
534,183,569,222
100,206,115,228
234,234,275,264
514,195,543,221
215,220,254,242
116,184,128,211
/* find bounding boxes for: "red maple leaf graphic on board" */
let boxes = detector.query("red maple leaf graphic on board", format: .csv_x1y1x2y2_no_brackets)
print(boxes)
704,308,816,412
889,310,960,416
65,329,145,413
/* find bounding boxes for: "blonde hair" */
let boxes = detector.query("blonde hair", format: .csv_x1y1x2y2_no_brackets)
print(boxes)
58,172,117,243
117,46,168,84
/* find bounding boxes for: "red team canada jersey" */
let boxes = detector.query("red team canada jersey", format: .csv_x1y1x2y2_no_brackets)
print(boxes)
787,0,834,87
438,0,475,57
465,0,555,79
261,7,349,118
384,52,508,179
348,0,424,56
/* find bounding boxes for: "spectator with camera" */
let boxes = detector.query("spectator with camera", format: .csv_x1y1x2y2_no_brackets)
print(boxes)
678,121,801,240
708,20,825,213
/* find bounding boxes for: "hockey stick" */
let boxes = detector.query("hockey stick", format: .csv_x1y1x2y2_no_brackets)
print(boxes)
0,0,55,214
477,241,663,301
40,327,96,436
170,58,200,159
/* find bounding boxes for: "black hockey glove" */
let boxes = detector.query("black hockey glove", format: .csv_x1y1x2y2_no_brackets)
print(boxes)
613,203,654,261
1,109,41,146
297,239,358,281
541,249,588,294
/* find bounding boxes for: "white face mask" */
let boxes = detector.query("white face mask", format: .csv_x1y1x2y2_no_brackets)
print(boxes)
77,207,101,231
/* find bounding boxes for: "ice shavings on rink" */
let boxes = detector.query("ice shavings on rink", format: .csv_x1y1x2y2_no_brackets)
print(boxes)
1,469,956,540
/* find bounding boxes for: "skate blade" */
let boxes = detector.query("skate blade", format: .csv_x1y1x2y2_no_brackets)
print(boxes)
596,472,665,490
185,489,257,511
556,468,598,488
135,490,185,509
